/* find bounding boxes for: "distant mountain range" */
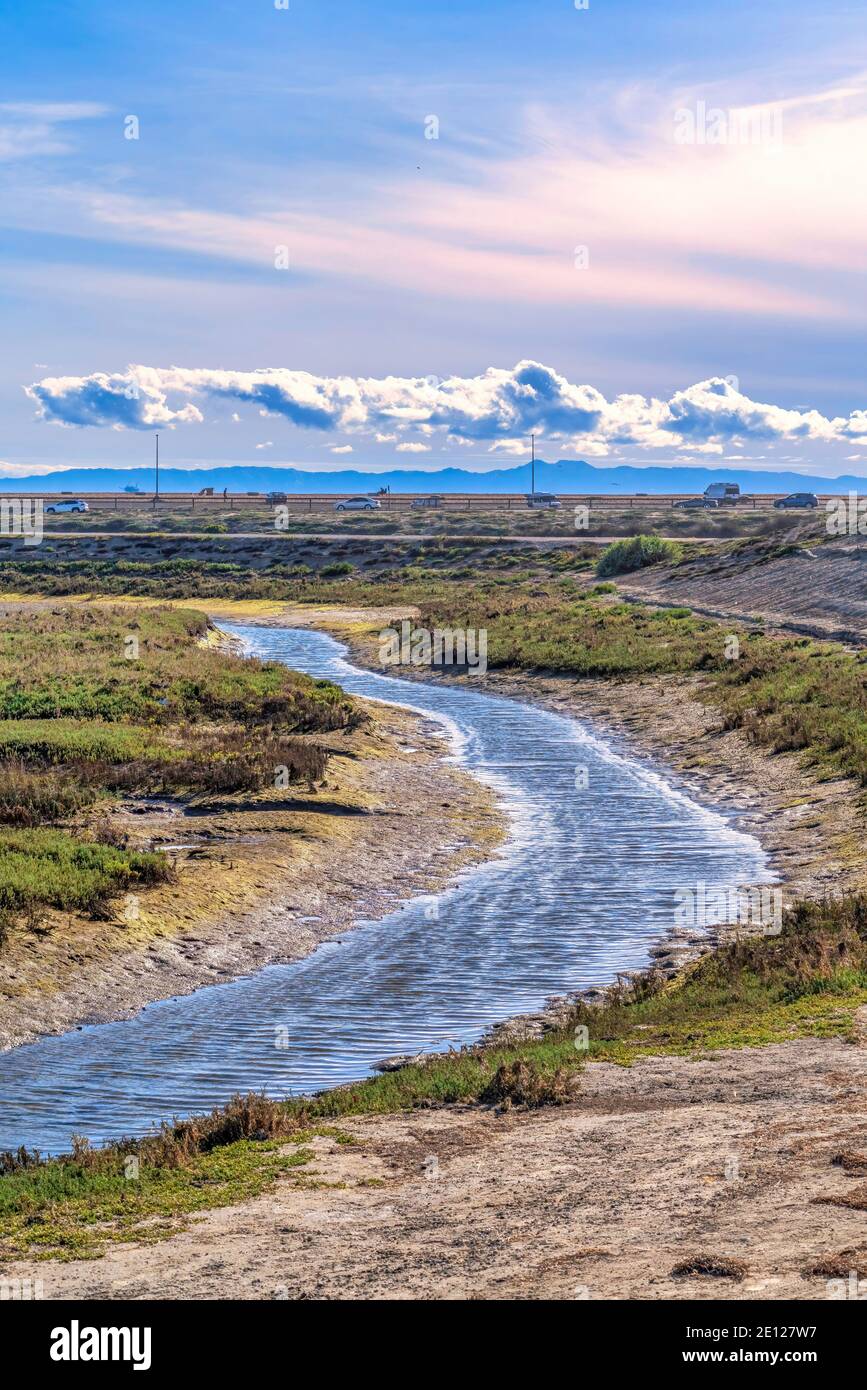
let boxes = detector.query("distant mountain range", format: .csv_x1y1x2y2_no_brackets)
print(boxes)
2,459,864,495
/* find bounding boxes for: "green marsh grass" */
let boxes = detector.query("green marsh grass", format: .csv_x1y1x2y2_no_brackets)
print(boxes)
0,604,359,922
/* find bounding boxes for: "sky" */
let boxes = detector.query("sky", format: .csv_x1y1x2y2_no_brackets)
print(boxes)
1,0,867,479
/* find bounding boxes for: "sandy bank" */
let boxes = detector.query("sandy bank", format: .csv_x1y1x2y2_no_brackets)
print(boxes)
11,1018,867,1300
0,693,503,1051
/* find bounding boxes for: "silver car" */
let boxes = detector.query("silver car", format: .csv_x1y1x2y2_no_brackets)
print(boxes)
334,497,381,511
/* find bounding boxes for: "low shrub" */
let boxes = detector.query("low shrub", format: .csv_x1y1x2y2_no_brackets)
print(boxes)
596,534,681,577
0,828,172,915
478,1058,578,1108
671,1255,747,1280
0,606,360,732
0,762,98,826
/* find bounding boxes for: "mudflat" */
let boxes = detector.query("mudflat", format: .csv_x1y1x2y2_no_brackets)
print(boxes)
10,1023,867,1300
0,694,503,1051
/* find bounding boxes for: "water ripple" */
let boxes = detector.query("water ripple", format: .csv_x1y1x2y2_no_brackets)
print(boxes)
0,625,772,1152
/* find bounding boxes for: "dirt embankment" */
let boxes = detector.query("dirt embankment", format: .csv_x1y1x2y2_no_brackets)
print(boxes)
620,533,867,645
0,695,503,1051
15,1024,867,1301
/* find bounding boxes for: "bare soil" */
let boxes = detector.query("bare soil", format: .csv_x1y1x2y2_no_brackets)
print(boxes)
11,1021,867,1301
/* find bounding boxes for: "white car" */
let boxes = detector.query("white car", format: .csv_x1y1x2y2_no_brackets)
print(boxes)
45,498,89,514
334,497,381,511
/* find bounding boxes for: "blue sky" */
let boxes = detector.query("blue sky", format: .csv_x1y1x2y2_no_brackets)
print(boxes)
2,0,867,477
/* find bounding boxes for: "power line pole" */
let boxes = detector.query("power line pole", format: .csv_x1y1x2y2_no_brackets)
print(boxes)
531,433,535,496
155,432,160,500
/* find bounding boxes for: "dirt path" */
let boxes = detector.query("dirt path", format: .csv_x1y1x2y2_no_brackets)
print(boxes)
11,1023,867,1301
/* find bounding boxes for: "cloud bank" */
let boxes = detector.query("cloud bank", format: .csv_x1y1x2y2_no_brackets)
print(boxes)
24,361,867,456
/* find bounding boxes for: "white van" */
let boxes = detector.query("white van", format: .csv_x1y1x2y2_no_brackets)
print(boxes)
703,482,740,503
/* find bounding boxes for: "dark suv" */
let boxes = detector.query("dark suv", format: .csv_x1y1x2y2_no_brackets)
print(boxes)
774,493,818,509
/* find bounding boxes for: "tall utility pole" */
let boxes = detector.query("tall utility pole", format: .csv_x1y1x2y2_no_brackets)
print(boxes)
155,432,160,500
530,433,535,496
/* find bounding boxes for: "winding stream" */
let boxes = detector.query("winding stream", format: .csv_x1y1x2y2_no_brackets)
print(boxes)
0,624,773,1152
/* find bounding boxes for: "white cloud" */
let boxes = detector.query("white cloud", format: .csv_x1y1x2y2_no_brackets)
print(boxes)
255,440,273,449
0,102,108,120
0,101,107,162
0,458,62,478
330,444,353,453
24,359,867,458
487,440,530,456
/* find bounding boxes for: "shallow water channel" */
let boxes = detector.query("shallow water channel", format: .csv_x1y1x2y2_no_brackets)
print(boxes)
0,624,772,1151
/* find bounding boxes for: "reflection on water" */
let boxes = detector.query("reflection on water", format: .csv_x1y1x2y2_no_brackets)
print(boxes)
0,624,772,1151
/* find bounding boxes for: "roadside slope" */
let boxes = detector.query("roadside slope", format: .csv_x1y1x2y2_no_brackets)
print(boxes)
619,533,867,644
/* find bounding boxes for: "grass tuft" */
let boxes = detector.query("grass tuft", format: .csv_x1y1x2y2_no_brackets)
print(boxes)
478,1058,578,1108
670,1255,747,1280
